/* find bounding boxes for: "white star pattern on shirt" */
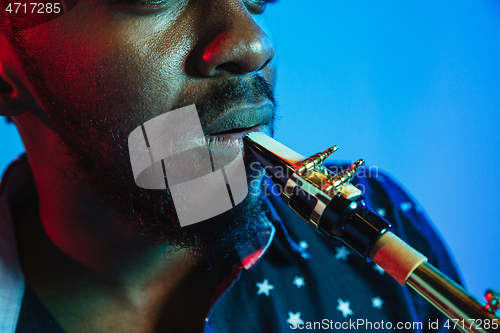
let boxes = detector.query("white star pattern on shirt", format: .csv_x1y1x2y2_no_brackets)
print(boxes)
299,241,309,249
336,298,353,318
293,276,305,288
376,208,386,217
287,312,304,327
400,202,412,211
371,296,384,309
256,279,274,296
373,264,385,275
335,246,350,261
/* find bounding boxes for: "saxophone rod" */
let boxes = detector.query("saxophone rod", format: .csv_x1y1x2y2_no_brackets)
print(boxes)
243,132,500,333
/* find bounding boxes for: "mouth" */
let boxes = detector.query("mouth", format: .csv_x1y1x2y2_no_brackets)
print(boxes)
203,100,274,138
204,125,270,162
207,124,268,141
201,100,274,161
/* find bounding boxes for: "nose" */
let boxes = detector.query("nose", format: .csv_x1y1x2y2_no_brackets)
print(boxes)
195,7,275,77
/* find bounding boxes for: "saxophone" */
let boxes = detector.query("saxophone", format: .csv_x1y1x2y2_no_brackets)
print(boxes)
244,132,500,333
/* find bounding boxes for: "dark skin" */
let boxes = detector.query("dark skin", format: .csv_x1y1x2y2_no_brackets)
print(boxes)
0,0,277,332
15,197,222,333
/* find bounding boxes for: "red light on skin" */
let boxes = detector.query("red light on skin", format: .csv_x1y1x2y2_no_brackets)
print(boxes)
202,52,212,62
202,33,230,65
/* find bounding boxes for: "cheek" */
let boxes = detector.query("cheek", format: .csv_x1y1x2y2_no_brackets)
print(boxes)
18,16,117,115
251,14,277,88
17,10,191,126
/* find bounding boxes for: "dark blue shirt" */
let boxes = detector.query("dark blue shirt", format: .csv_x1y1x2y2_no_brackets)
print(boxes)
3,157,461,332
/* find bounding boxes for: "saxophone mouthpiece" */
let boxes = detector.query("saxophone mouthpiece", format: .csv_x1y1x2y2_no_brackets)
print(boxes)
244,132,305,187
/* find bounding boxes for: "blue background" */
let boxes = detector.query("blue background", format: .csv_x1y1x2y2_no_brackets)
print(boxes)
265,0,500,300
1,0,499,301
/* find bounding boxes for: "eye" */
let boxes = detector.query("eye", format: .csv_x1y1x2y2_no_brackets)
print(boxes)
107,0,183,14
246,0,279,15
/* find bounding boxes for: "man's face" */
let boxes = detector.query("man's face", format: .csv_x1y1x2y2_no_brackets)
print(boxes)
5,0,277,259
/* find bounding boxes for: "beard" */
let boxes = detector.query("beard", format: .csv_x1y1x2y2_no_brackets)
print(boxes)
27,68,277,261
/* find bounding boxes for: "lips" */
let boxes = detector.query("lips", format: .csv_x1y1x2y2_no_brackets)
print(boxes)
203,100,274,138
207,124,267,141
203,101,274,159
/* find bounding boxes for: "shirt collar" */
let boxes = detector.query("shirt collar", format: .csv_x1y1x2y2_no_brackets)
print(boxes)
236,212,275,270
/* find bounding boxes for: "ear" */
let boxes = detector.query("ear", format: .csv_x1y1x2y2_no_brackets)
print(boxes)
0,74,23,117
0,35,52,127
0,76,31,117
0,71,52,129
